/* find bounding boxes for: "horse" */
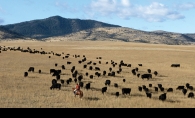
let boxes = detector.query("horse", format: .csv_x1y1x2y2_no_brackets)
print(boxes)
72,88,83,99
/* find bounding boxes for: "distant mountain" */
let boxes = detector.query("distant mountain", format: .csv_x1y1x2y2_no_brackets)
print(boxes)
0,26,25,40
3,15,121,39
1,15,195,45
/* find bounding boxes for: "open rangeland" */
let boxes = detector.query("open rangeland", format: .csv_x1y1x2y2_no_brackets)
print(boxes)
0,40,195,108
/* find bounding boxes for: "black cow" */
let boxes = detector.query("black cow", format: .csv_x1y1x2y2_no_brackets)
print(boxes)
50,69,56,74
188,86,193,91
167,88,173,92
102,87,107,94
67,61,72,64
85,83,90,90
141,74,152,80
115,92,119,97
83,65,87,69
56,74,60,80
142,85,146,90
159,93,166,101
188,92,194,98
182,88,187,95
186,83,190,88
66,80,70,85
38,69,41,74
28,67,34,72
78,75,83,81
89,66,93,70
137,74,140,78
50,83,61,90
60,79,64,84
52,79,57,85
85,72,88,76
74,78,77,83
122,88,131,95
135,67,138,71
109,67,112,72
114,83,118,88
62,65,65,70
138,86,142,92
111,71,115,77
171,64,180,67
89,75,93,79
154,87,158,92
176,86,185,90
105,80,111,86
79,82,84,88
147,69,151,73
146,92,152,98
154,71,158,76
123,79,126,83
68,78,72,83
149,84,152,87
103,71,106,76
24,72,28,77
55,63,58,67
93,62,96,65
138,64,142,66
160,87,164,92
158,84,162,88
95,67,100,71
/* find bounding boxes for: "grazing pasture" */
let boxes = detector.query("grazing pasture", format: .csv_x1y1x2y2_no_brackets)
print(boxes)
0,40,195,108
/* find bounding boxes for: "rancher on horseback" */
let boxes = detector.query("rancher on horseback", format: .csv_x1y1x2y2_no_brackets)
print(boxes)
74,83,80,95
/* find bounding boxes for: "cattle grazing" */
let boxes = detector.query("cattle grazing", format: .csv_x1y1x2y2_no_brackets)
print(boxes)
115,92,119,97
99,61,101,64
188,92,194,98
28,67,34,72
50,69,56,74
102,87,107,94
135,67,138,71
131,69,136,75
109,67,112,72
74,78,77,83
188,86,193,91
89,66,93,70
123,79,126,83
50,83,61,90
154,71,158,76
122,88,131,95
144,87,149,92
55,63,58,67
93,62,96,65
142,85,146,90
167,88,173,92
95,67,100,71
85,72,88,76
89,75,93,79
56,74,60,80
176,86,185,90
137,74,140,78
111,71,115,77
62,65,65,70
160,87,164,92
24,72,28,77
141,74,152,80
67,61,72,65
186,83,190,88
138,86,142,92
154,87,158,92
52,79,57,85
79,82,84,88
106,62,108,64
78,60,82,64
149,84,152,87
146,92,152,98
171,64,180,67
138,64,142,66
66,80,70,85
85,83,91,90
182,88,187,95
38,69,41,74
83,65,87,69
147,69,151,73
105,80,111,86
49,56,51,58
103,70,106,76
158,84,162,88
159,93,166,101
60,79,64,84
78,75,83,81
114,83,118,88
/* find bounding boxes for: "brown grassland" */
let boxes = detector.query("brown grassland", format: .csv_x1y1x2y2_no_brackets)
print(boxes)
0,40,195,108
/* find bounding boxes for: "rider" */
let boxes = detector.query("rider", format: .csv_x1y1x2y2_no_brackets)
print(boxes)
74,83,80,95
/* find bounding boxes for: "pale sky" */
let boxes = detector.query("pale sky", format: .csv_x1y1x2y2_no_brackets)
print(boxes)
0,0,195,33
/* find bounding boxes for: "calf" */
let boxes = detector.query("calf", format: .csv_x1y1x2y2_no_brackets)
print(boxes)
147,69,151,73
138,86,142,92
114,83,118,88
105,80,111,86
188,92,194,98
154,71,158,76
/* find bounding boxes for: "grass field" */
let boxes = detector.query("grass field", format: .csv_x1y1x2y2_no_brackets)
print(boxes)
0,40,195,108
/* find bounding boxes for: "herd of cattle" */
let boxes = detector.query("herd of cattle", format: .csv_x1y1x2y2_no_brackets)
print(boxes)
0,45,194,103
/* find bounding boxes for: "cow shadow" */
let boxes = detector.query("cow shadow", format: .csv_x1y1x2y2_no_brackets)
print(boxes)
85,97,100,101
28,76,39,78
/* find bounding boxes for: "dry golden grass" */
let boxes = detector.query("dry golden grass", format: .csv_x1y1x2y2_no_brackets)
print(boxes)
1,40,195,108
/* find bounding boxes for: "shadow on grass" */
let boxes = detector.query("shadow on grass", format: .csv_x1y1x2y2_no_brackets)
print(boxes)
85,97,100,101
